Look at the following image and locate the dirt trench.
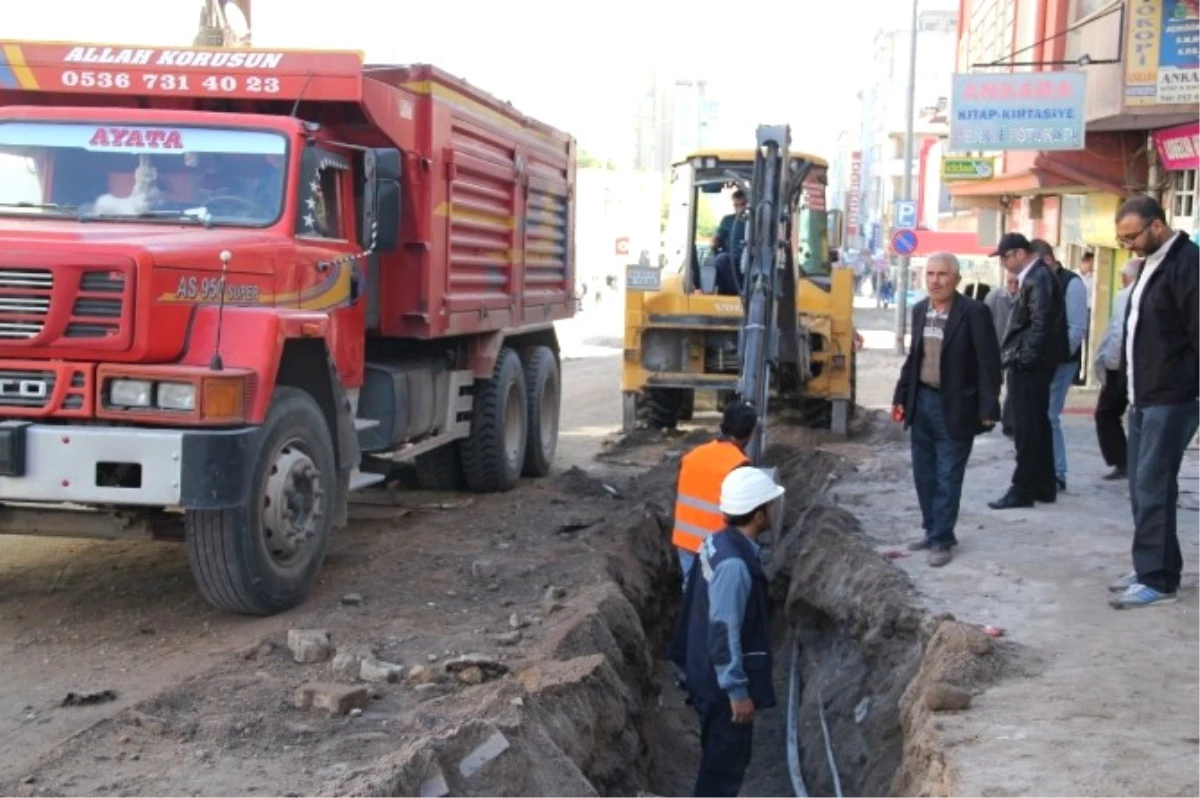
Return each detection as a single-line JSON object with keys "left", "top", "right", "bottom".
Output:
{"left": 348, "top": 422, "right": 1013, "bottom": 798}
{"left": 0, "top": 418, "right": 1007, "bottom": 797}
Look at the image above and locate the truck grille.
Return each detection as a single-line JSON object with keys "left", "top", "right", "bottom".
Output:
{"left": 0, "top": 269, "right": 53, "bottom": 340}
{"left": 0, "top": 368, "right": 55, "bottom": 409}
{"left": 68, "top": 271, "right": 127, "bottom": 339}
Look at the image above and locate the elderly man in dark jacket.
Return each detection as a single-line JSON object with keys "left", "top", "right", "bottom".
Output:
{"left": 1108, "top": 195, "right": 1199, "bottom": 609}
{"left": 893, "top": 252, "right": 1002, "bottom": 566}
{"left": 988, "top": 233, "right": 1068, "bottom": 509}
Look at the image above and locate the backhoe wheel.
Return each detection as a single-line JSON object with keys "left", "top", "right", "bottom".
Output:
{"left": 415, "top": 441, "right": 466, "bottom": 491}
{"left": 521, "top": 346, "right": 560, "bottom": 478}
{"left": 636, "top": 388, "right": 683, "bottom": 429}
{"left": 461, "top": 347, "right": 528, "bottom": 492}
{"left": 186, "top": 387, "right": 336, "bottom": 616}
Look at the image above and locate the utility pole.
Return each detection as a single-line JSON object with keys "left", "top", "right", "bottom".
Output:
{"left": 894, "top": 0, "right": 920, "bottom": 355}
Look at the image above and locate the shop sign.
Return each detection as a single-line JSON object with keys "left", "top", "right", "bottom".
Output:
{"left": 949, "top": 72, "right": 1087, "bottom": 151}
{"left": 1080, "top": 193, "right": 1121, "bottom": 248}
{"left": 941, "top": 157, "right": 995, "bottom": 180}
{"left": 847, "top": 152, "right": 862, "bottom": 237}
{"left": 1154, "top": 121, "right": 1200, "bottom": 170}
{"left": 1124, "top": 0, "right": 1200, "bottom": 107}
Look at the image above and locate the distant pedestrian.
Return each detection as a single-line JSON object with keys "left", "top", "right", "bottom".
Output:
{"left": 1108, "top": 195, "right": 1199, "bottom": 610}
{"left": 984, "top": 272, "right": 1020, "bottom": 436}
{"left": 669, "top": 468, "right": 784, "bottom": 797}
{"left": 988, "top": 233, "right": 1068, "bottom": 509}
{"left": 1092, "top": 258, "right": 1143, "bottom": 481}
{"left": 1031, "top": 239, "right": 1089, "bottom": 492}
{"left": 892, "top": 253, "right": 1002, "bottom": 566}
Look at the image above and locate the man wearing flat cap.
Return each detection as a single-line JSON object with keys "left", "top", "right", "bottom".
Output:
{"left": 988, "top": 232, "right": 1069, "bottom": 509}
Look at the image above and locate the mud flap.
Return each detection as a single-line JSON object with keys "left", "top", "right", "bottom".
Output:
{"left": 324, "top": 348, "right": 360, "bottom": 528}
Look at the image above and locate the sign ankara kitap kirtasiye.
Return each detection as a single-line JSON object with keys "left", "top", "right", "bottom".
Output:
{"left": 948, "top": 72, "right": 1088, "bottom": 153}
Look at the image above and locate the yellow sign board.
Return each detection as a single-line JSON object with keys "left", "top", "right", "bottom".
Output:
{"left": 1080, "top": 193, "right": 1121, "bottom": 248}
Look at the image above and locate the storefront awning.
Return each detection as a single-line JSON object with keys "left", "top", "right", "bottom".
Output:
{"left": 947, "top": 131, "right": 1143, "bottom": 200}
{"left": 947, "top": 152, "right": 1127, "bottom": 198}
{"left": 906, "top": 230, "right": 995, "bottom": 257}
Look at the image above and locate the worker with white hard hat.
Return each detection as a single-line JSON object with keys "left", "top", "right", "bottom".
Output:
{"left": 668, "top": 466, "right": 784, "bottom": 797}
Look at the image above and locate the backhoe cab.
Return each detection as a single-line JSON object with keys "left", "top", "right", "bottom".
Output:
{"left": 622, "top": 143, "right": 856, "bottom": 435}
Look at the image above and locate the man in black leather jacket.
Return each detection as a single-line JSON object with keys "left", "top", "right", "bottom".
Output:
{"left": 988, "top": 233, "right": 1068, "bottom": 509}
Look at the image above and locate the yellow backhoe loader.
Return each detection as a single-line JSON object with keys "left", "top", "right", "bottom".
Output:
{"left": 622, "top": 141, "right": 857, "bottom": 436}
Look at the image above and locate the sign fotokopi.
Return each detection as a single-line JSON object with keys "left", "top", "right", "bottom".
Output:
{"left": 1125, "top": 0, "right": 1200, "bottom": 107}
{"left": 941, "top": 157, "right": 995, "bottom": 180}
{"left": 949, "top": 72, "right": 1088, "bottom": 151}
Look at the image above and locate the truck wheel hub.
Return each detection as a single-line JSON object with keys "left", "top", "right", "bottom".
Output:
{"left": 262, "top": 443, "right": 324, "bottom": 565}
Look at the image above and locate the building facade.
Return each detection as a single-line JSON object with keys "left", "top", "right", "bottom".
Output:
{"left": 833, "top": 4, "right": 960, "bottom": 257}
{"left": 948, "top": 0, "right": 1198, "bottom": 381}
{"left": 632, "top": 71, "right": 721, "bottom": 175}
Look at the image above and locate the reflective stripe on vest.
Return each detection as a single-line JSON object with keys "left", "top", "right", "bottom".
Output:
{"left": 672, "top": 440, "right": 749, "bottom": 553}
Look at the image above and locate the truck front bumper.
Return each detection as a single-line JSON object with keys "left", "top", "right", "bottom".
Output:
{"left": 0, "top": 422, "right": 258, "bottom": 510}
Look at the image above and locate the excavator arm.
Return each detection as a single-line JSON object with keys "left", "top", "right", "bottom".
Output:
{"left": 737, "top": 125, "right": 803, "bottom": 464}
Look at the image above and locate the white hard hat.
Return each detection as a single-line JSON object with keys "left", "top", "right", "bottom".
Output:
{"left": 720, "top": 467, "right": 785, "bottom": 516}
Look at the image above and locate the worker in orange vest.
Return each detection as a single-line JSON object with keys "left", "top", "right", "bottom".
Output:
{"left": 673, "top": 400, "right": 759, "bottom": 589}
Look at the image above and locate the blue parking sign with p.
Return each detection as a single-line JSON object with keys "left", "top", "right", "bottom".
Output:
{"left": 894, "top": 201, "right": 917, "bottom": 231}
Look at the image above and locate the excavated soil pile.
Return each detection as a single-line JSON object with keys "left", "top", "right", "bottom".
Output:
{"left": 336, "top": 484, "right": 680, "bottom": 797}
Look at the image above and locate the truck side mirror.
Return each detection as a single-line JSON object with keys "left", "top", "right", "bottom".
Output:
{"left": 362, "top": 148, "right": 401, "bottom": 252}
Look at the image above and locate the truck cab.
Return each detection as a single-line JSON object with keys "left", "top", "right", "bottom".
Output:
{"left": 0, "top": 41, "right": 576, "bottom": 615}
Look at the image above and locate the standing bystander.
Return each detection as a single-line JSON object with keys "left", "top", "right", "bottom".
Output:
{"left": 892, "top": 253, "right": 1002, "bottom": 566}
{"left": 988, "top": 233, "right": 1068, "bottom": 509}
{"left": 1108, "top": 195, "right": 1199, "bottom": 609}
{"left": 1092, "top": 258, "right": 1143, "bottom": 480}
{"left": 984, "top": 272, "right": 1020, "bottom": 436}
{"left": 1031, "top": 239, "right": 1089, "bottom": 491}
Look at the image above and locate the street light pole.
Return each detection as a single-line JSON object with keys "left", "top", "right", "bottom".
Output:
{"left": 894, "top": 0, "right": 920, "bottom": 355}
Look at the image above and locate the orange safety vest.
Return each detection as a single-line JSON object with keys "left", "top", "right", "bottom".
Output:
{"left": 672, "top": 440, "right": 750, "bottom": 553}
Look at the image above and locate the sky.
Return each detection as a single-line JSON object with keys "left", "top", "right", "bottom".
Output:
{"left": 9, "top": 0, "right": 937, "bottom": 163}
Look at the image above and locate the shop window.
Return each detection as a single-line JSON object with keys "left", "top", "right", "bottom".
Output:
{"left": 1170, "top": 170, "right": 1196, "bottom": 222}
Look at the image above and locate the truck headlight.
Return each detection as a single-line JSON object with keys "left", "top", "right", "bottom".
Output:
{"left": 157, "top": 382, "right": 196, "bottom": 411}
{"left": 110, "top": 379, "right": 153, "bottom": 407}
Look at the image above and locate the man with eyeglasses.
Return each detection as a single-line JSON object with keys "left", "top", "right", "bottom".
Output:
{"left": 987, "top": 232, "right": 1068, "bottom": 510}
{"left": 1108, "top": 195, "right": 1199, "bottom": 610}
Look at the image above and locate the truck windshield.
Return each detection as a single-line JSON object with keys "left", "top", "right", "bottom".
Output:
{"left": 0, "top": 122, "right": 287, "bottom": 227}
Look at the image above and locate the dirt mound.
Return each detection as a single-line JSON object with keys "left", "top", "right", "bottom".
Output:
{"left": 554, "top": 467, "right": 621, "bottom": 499}
{"left": 330, "top": 502, "right": 677, "bottom": 797}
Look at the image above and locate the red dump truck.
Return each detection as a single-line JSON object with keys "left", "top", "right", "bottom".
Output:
{"left": 0, "top": 41, "right": 576, "bottom": 614}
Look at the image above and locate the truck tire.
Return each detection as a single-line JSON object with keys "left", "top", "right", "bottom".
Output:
{"left": 521, "top": 346, "right": 560, "bottom": 478}
{"left": 461, "top": 347, "right": 528, "bottom": 492}
{"left": 636, "top": 388, "right": 682, "bottom": 429}
{"left": 185, "top": 387, "right": 336, "bottom": 616}
{"left": 415, "top": 441, "right": 466, "bottom": 490}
